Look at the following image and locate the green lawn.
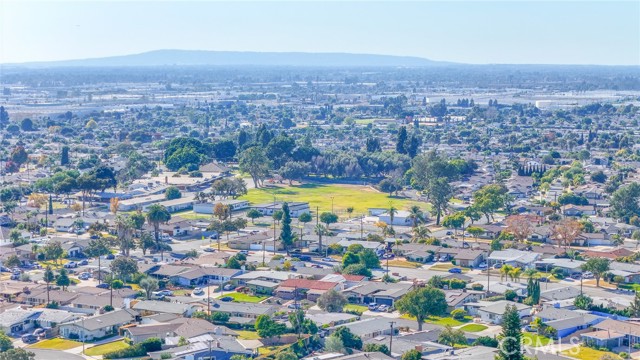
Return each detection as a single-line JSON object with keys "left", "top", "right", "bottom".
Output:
{"left": 401, "top": 314, "right": 472, "bottom": 326}
{"left": 84, "top": 340, "right": 130, "bottom": 356}
{"left": 239, "top": 183, "right": 426, "bottom": 215}
{"left": 343, "top": 304, "right": 369, "bottom": 314}
{"left": 430, "top": 263, "right": 469, "bottom": 273}
{"left": 236, "top": 330, "right": 261, "bottom": 340}
{"left": 522, "top": 332, "right": 553, "bottom": 347}
{"left": 459, "top": 324, "right": 488, "bottom": 332}
{"left": 220, "top": 292, "right": 268, "bottom": 303}
{"left": 173, "top": 210, "right": 211, "bottom": 220}
{"left": 384, "top": 259, "right": 423, "bottom": 268}
{"left": 29, "top": 338, "right": 83, "bottom": 350}
{"left": 561, "top": 346, "right": 621, "bottom": 360}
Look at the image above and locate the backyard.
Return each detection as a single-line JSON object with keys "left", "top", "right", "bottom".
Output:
{"left": 561, "top": 346, "right": 621, "bottom": 360}
{"left": 239, "top": 183, "right": 426, "bottom": 215}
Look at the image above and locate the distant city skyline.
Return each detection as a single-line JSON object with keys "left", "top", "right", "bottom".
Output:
{"left": 1, "top": 0, "right": 639, "bottom": 66}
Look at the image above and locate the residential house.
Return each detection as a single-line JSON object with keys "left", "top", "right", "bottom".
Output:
{"left": 343, "top": 282, "right": 413, "bottom": 306}
{"left": 275, "top": 278, "right": 340, "bottom": 301}
{"left": 59, "top": 309, "right": 139, "bottom": 341}
{"left": 148, "top": 335, "right": 254, "bottom": 360}
{"left": 488, "top": 249, "right": 540, "bottom": 269}
{"left": 475, "top": 300, "right": 531, "bottom": 324}
{"left": 453, "top": 250, "right": 485, "bottom": 268}
{"left": 132, "top": 300, "right": 197, "bottom": 317}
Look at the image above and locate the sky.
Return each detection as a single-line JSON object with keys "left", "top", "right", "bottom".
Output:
{"left": 1, "top": 0, "right": 639, "bottom": 65}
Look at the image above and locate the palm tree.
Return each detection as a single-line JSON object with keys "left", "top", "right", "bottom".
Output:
{"left": 412, "top": 225, "right": 431, "bottom": 243}
{"left": 115, "top": 215, "right": 135, "bottom": 256}
{"left": 407, "top": 205, "right": 426, "bottom": 228}
{"left": 388, "top": 205, "right": 397, "bottom": 228}
{"left": 524, "top": 268, "right": 538, "bottom": 280}
{"left": 314, "top": 224, "right": 328, "bottom": 256}
{"left": 509, "top": 267, "right": 523, "bottom": 282}
{"left": 146, "top": 204, "right": 171, "bottom": 261}
{"left": 500, "top": 264, "right": 513, "bottom": 282}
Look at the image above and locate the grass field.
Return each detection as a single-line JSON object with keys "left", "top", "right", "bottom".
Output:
{"left": 384, "top": 259, "right": 423, "bottom": 268}
{"left": 239, "top": 183, "right": 426, "bottom": 215}
{"left": 29, "top": 338, "right": 82, "bottom": 350}
{"left": 235, "top": 330, "right": 261, "bottom": 340}
{"left": 430, "top": 263, "right": 469, "bottom": 273}
{"left": 84, "top": 340, "right": 130, "bottom": 356}
{"left": 561, "top": 346, "right": 621, "bottom": 360}
{"left": 459, "top": 324, "right": 488, "bottom": 332}
{"left": 522, "top": 332, "right": 553, "bottom": 347}
{"left": 343, "top": 304, "right": 369, "bottom": 314}
{"left": 173, "top": 210, "right": 211, "bottom": 220}
{"left": 220, "top": 292, "right": 268, "bottom": 303}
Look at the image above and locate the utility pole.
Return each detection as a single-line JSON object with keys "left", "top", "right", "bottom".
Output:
{"left": 389, "top": 321, "right": 396, "bottom": 356}
{"left": 360, "top": 215, "right": 364, "bottom": 240}
{"left": 207, "top": 285, "right": 211, "bottom": 316}
{"left": 486, "top": 251, "right": 490, "bottom": 295}
{"left": 273, "top": 194, "right": 277, "bottom": 255}
{"left": 331, "top": 196, "right": 335, "bottom": 213}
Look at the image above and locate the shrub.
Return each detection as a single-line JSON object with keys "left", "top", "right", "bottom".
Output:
{"left": 103, "top": 337, "right": 162, "bottom": 359}
{"left": 471, "top": 283, "right": 484, "bottom": 291}
{"left": 505, "top": 290, "right": 517, "bottom": 301}
{"left": 451, "top": 309, "right": 467, "bottom": 320}
{"left": 449, "top": 279, "right": 466, "bottom": 289}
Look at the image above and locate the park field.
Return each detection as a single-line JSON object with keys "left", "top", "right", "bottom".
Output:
{"left": 239, "top": 183, "right": 426, "bottom": 215}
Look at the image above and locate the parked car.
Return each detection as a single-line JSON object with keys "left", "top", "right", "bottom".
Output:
{"left": 10, "top": 274, "right": 19, "bottom": 281}
{"left": 78, "top": 272, "right": 92, "bottom": 280}
{"left": 158, "top": 290, "right": 173, "bottom": 296}
{"left": 368, "top": 303, "right": 378, "bottom": 311}
{"left": 382, "top": 253, "right": 395, "bottom": 259}
{"left": 538, "top": 277, "right": 550, "bottom": 283}
{"left": 493, "top": 263, "right": 503, "bottom": 269}
{"left": 378, "top": 304, "right": 389, "bottom": 312}
{"left": 105, "top": 254, "right": 115, "bottom": 260}
{"left": 64, "top": 262, "right": 77, "bottom": 268}
{"left": 571, "top": 273, "right": 582, "bottom": 280}
{"left": 448, "top": 267, "right": 462, "bottom": 274}
{"left": 203, "top": 247, "right": 215, "bottom": 253}
{"left": 438, "top": 256, "right": 448, "bottom": 262}
{"left": 193, "top": 287, "right": 204, "bottom": 295}
{"left": 96, "top": 283, "right": 110, "bottom": 289}
{"left": 298, "top": 255, "right": 311, "bottom": 261}
{"left": 220, "top": 296, "right": 234, "bottom": 302}
{"left": 287, "top": 303, "right": 301, "bottom": 309}
{"left": 238, "top": 250, "right": 249, "bottom": 255}
{"left": 478, "top": 262, "right": 488, "bottom": 269}
{"left": 79, "top": 259, "right": 89, "bottom": 266}
{"left": 322, "top": 257, "right": 335, "bottom": 262}
{"left": 209, "top": 232, "right": 219, "bottom": 240}
{"left": 446, "top": 231, "right": 453, "bottom": 235}
{"left": 21, "top": 334, "right": 37, "bottom": 344}
{"left": 223, "top": 284, "right": 235, "bottom": 291}
{"left": 582, "top": 271, "right": 594, "bottom": 279}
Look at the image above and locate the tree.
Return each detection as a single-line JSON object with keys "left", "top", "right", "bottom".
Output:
{"left": 438, "top": 325, "right": 467, "bottom": 346}
{"left": 43, "top": 266, "right": 55, "bottom": 305}
{"left": 280, "top": 161, "right": 310, "bottom": 185}
{"left": 412, "top": 225, "right": 431, "bottom": 243}
{"left": 10, "top": 146, "right": 28, "bottom": 166}
{"left": 317, "top": 288, "right": 347, "bottom": 312}
{"left": 473, "top": 184, "right": 508, "bottom": 223}
{"left": 396, "top": 126, "right": 408, "bottom": 154}
{"left": 358, "top": 249, "right": 380, "bottom": 269}
{"left": 505, "top": 215, "right": 534, "bottom": 242}
{"left": 574, "top": 294, "right": 593, "bottom": 310}
{"left": 60, "top": 146, "right": 70, "bottom": 166}
{"left": 324, "top": 336, "right": 346, "bottom": 354}
{"left": 280, "top": 203, "right": 295, "bottom": 253}
{"left": 298, "top": 212, "right": 312, "bottom": 243}
{"left": 315, "top": 224, "right": 328, "bottom": 255}
{"left": 442, "top": 212, "right": 465, "bottom": 235}
{"left": 320, "top": 212, "right": 339, "bottom": 229}
{"left": 551, "top": 219, "right": 582, "bottom": 250}
{"left": 363, "top": 343, "right": 390, "bottom": 355}
{"left": 629, "top": 291, "right": 640, "bottom": 317}
{"left": 581, "top": 258, "right": 610, "bottom": 287}
{"left": 164, "top": 186, "right": 181, "bottom": 200}
{"left": 146, "top": 204, "right": 171, "bottom": 261}
{"left": 427, "top": 177, "right": 453, "bottom": 225}
{"left": 85, "top": 237, "right": 111, "bottom": 283}
{"left": 42, "top": 240, "right": 64, "bottom": 265}
{"left": 467, "top": 226, "right": 485, "bottom": 240}
{"left": 527, "top": 277, "right": 540, "bottom": 305}
{"left": 115, "top": 215, "right": 136, "bottom": 256}
{"left": 138, "top": 232, "right": 155, "bottom": 256}
{"left": 407, "top": 205, "right": 426, "bottom": 227}
{"left": 246, "top": 209, "right": 261, "bottom": 225}
{"left": 395, "top": 287, "right": 447, "bottom": 331}
{"left": 401, "top": 349, "right": 422, "bottom": 360}
{"left": 238, "top": 147, "right": 271, "bottom": 188}
{"left": 0, "top": 348, "right": 35, "bottom": 360}
{"left": 275, "top": 351, "right": 297, "bottom": 360}
{"left": 56, "top": 268, "right": 70, "bottom": 291}
{"left": 333, "top": 327, "right": 362, "bottom": 350}
{"left": 610, "top": 183, "right": 640, "bottom": 223}
{"left": 255, "top": 314, "right": 286, "bottom": 338}
{"left": 110, "top": 256, "right": 138, "bottom": 282}
{"left": 139, "top": 277, "right": 159, "bottom": 299}
{"left": 4, "top": 254, "right": 21, "bottom": 268}
{"left": 496, "top": 304, "right": 523, "bottom": 360}
{"left": 214, "top": 203, "right": 231, "bottom": 220}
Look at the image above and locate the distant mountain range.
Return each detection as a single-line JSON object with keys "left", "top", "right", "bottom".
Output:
{"left": 5, "top": 49, "right": 454, "bottom": 68}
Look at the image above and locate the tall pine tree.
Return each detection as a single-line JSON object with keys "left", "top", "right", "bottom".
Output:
{"left": 496, "top": 304, "right": 523, "bottom": 360}
{"left": 280, "top": 202, "right": 295, "bottom": 254}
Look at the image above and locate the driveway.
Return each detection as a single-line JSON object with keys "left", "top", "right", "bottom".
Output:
{"left": 31, "top": 349, "right": 85, "bottom": 360}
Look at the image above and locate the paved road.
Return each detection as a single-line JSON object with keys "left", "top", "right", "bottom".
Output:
{"left": 31, "top": 349, "right": 85, "bottom": 360}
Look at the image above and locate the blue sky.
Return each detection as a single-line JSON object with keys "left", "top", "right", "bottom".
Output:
{"left": 1, "top": 0, "right": 638, "bottom": 65}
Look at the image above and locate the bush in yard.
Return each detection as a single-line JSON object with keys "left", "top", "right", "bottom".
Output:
{"left": 504, "top": 290, "right": 517, "bottom": 301}
{"left": 451, "top": 309, "right": 467, "bottom": 320}
{"left": 551, "top": 267, "right": 564, "bottom": 279}
{"left": 448, "top": 279, "right": 466, "bottom": 289}
{"left": 103, "top": 337, "right": 162, "bottom": 359}
{"left": 473, "top": 336, "right": 499, "bottom": 348}
{"left": 471, "top": 283, "right": 484, "bottom": 291}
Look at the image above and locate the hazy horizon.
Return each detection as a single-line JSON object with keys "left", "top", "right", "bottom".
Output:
{"left": 1, "top": 0, "right": 639, "bottom": 66}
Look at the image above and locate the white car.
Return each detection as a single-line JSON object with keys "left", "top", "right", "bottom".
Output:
{"left": 478, "top": 262, "right": 488, "bottom": 269}
{"left": 193, "top": 287, "right": 204, "bottom": 295}
{"left": 322, "top": 258, "right": 335, "bottom": 262}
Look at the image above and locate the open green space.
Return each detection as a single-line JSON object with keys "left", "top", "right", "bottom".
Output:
{"left": 239, "top": 183, "right": 426, "bottom": 215}
{"left": 561, "top": 346, "right": 621, "bottom": 360}
{"left": 459, "top": 324, "right": 488, "bottom": 332}
{"left": 219, "top": 292, "right": 268, "bottom": 303}
{"left": 172, "top": 210, "right": 211, "bottom": 220}
{"left": 401, "top": 314, "right": 472, "bottom": 327}
{"left": 522, "top": 332, "right": 553, "bottom": 347}
{"left": 430, "top": 263, "right": 469, "bottom": 273}
{"left": 84, "top": 340, "right": 131, "bottom": 356}
{"left": 29, "top": 338, "right": 82, "bottom": 350}
{"left": 384, "top": 259, "right": 424, "bottom": 268}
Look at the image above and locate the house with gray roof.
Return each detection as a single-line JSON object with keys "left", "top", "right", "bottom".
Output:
{"left": 59, "top": 309, "right": 139, "bottom": 341}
